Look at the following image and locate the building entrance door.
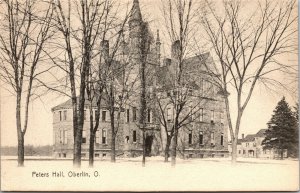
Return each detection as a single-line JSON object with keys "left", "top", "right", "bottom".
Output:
{"left": 145, "top": 135, "right": 153, "bottom": 156}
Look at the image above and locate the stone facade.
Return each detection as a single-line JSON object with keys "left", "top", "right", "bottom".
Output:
{"left": 52, "top": 0, "right": 229, "bottom": 159}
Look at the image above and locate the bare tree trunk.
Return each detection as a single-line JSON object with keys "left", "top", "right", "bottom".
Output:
{"left": 171, "top": 130, "right": 178, "bottom": 167}
{"left": 231, "top": 138, "right": 238, "bottom": 164}
{"left": 17, "top": 133, "right": 24, "bottom": 167}
{"left": 73, "top": 125, "right": 83, "bottom": 167}
{"left": 16, "top": 94, "right": 24, "bottom": 166}
{"left": 164, "top": 135, "right": 171, "bottom": 162}
{"left": 110, "top": 107, "right": 116, "bottom": 163}
{"left": 89, "top": 132, "right": 95, "bottom": 167}
{"left": 142, "top": 131, "right": 146, "bottom": 167}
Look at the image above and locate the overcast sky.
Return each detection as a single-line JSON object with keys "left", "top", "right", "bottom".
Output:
{"left": 0, "top": 0, "right": 298, "bottom": 146}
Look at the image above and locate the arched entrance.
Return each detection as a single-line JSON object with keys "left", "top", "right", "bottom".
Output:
{"left": 145, "top": 135, "right": 154, "bottom": 156}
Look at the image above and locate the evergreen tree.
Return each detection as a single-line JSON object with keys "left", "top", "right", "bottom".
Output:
{"left": 262, "top": 97, "right": 298, "bottom": 159}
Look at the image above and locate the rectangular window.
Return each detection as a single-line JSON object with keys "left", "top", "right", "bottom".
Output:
{"left": 63, "top": 130, "right": 67, "bottom": 144}
{"left": 199, "top": 108, "right": 203, "bottom": 122}
{"left": 167, "top": 108, "right": 172, "bottom": 122}
{"left": 188, "top": 130, "right": 192, "bottom": 145}
{"left": 95, "top": 110, "right": 98, "bottom": 121}
{"left": 210, "top": 132, "right": 215, "bottom": 145}
{"left": 239, "top": 150, "right": 241, "bottom": 154}
{"left": 126, "top": 109, "right": 130, "bottom": 123}
{"left": 59, "top": 111, "right": 62, "bottom": 121}
{"left": 147, "top": 109, "right": 151, "bottom": 123}
{"left": 102, "top": 111, "right": 107, "bottom": 122}
{"left": 133, "top": 130, "right": 137, "bottom": 143}
{"left": 59, "top": 130, "right": 63, "bottom": 143}
{"left": 95, "top": 131, "right": 100, "bottom": 144}
{"left": 84, "top": 110, "right": 87, "bottom": 120}
{"left": 132, "top": 107, "right": 137, "bottom": 121}
{"left": 102, "top": 130, "right": 107, "bottom": 144}
{"left": 221, "top": 133, "right": 224, "bottom": 146}
{"left": 243, "top": 150, "right": 246, "bottom": 154}
{"left": 199, "top": 131, "right": 204, "bottom": 145}
{"left": 63, "top": 110, "right": 67, "bottom": 121}
{"left": 82, "top": 130, "right": 86, "bottom": 144}
{"left": 211, "top": 110, "right": 214, "bottom": 122}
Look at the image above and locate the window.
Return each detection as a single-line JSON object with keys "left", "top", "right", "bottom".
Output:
{"left": 167, "top": 108, "right": 172, "bottom": 122}
{"left": 102, "top": 110, "right": 107, "bottom": 122}
{"left": 82, "top": 130, "right": 86, "bottom": 143}
{"left": 63, "top": 153, "right": 66, "bottom": 158}
{"left": 199, "top": 108, "right": 204, "bottom": 122}
{"left": 95, "top": 131, "right": 100, "bottom": 144}
{"left": 243, "top": 150, "right": 246, "bottom": 154}
{"left": 199, "top": 131, "right": 204, "bottom": 145}
{"left": 147, "top": 109, "right": 151, "bottom": 123}
{"left": 95, "top": 153, "right": 100, "bottom": 157}
{"left": 132, "top": 107, "right": 137, "bottom": 121}
{"left": 63, "top": 130, "right": 67, "bottom": 144}
{"left": 210, "top": 110, "right": 214, "bottom": 122}
{"left": 188, "top": 130, "right": 192, "bottom": 145}
{"left": 84, "top": 110, "right": 87, "bottom": 120}
{"left": 63, "top": 110, "right": 67, "bottom": 120}
{"left": 102, "top": 129, "right": 107, "bottom": 144}
{"left": 221, "top": 133, "right": 224, "bottom": 146}
{"left": 59, "top": 130, "right": 63, "bottom": 143}
{"left": 125, "top": 136, "right": 129, "bottom": 143}
{"left": 95, "top": 110, "right": 98, "bottom": 121}
{"left": 239, "top": 150, "right": 241, "bottom": 154}
{"left": 210, "top": 132, "right": 215, "bottom": 145}
{"left": 59, "top": 111, "right": 62, "bottom": 121}
{"left": 126, "top": 109, "right": 130, "bottom": 123}
{"left": 133, "top": 130, "right": 137, "bottom": 143}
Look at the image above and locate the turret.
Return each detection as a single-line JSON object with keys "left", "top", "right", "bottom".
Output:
{"left": 129, "top": 0, "right": 143, "bottom": 39}
{"left": 156, "top": 30, "right": 161, "bottom": 65}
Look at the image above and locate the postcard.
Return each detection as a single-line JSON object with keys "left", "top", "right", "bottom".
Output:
{"left": 0, "top": 0, "right": 298, "bottom": 191}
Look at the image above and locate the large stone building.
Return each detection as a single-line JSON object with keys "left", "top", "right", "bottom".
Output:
{"left": 51, "top": 0, "right": 229, "bottom": 159}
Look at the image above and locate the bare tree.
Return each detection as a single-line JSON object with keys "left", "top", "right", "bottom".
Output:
{"left": 159, "top": 0, "right": 204, "bottom": 166}
{"left": 199, "top": 0, "right": 298, "bottom": 163}
{"left": 52, "top": 0, "right": 109, "bottom": 167}
{"left": 0, "top": 0, "right": 54, "bottom": 166}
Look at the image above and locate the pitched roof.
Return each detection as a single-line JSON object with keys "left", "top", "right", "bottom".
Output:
{"left": 255, "top": 129, "right": 267, "bottom": 137}
{"left": 129, "top": 0, "right": 143, "bottom": 23}
{"left": 239, "top": 129, "right": 267, "bottom": 143}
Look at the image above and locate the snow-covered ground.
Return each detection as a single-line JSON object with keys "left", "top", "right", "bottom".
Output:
{"left": 1, "top": 156, "right": 299, "bottom": 191}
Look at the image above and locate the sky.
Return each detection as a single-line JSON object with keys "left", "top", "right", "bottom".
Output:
{"left": 0, "top": 0, "right": 298, "bottom": 147}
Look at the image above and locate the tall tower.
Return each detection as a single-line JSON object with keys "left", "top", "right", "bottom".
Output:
{"left": 129, "top": 0, "right": 143, "bottom": 57}
{"left": 156, "top": 29, "right": 161, "bottom": 65}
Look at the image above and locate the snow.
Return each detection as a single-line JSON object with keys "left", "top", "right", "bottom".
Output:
{"left": 1, "top": 156, "right": 299, "bottom": 191}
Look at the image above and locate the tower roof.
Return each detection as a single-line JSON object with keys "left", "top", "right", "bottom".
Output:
{"left": 129, "top": 0, "right": 143, "bottom": 23}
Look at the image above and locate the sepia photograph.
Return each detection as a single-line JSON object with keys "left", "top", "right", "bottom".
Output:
{"left": 0, "top": 0, "right": 298, "bottom": 191}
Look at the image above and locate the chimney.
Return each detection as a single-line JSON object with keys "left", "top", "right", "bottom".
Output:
{"left": 171, "top": 40, "right": 180, "bottom": 61}
{"left": 101, "top": 40, "right": 109, "bottom": 61}
{"left": 242, "top": 134, "right": 244, "bottom": 139}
